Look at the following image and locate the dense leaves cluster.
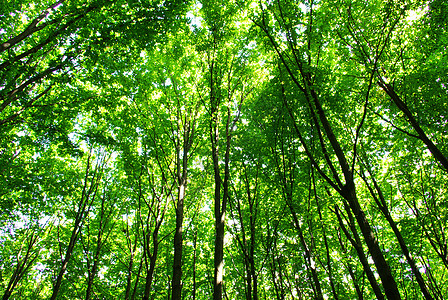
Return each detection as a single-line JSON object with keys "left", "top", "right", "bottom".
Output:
{"left": 1, "top": 0, "right": 447, "bottom": 299}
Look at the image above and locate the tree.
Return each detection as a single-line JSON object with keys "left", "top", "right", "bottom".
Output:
{"left": 1, "top": 0, "right": 447, "bottom": 299}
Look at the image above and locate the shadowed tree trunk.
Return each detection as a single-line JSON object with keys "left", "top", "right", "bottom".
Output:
{"left": 334, "top": 203, "right": 384, "bottom": 300}
{"left": 171, "top": 89, "right": 198, "bottom": 299}
{"left": 336, "top": 227, "right": 365, "bottom": 300}
{"left": 254, "top": 6, "right": 402, "bottom": 298}
{"left": 206, "top": 31, "right": 248, "bottom": 299}
{"left": 2, "top": 226, "right": 42, "bottom": 300}
{"left": 140, "top": 175, "right": 169, "bottom": 300}
{"left": 378, "top": 81, "right": 448, "bottom": 173}
{"left": 358, "top": 155, "right": 434, "bottom": 300}
{"left": 83, "top": 188, "right": 116, "bottom": 300}
{"left": 50, "top": 151, "right": 106, "bottom": 300}
{"left": 230, "top": 161, "right": 261, "bottom": 300}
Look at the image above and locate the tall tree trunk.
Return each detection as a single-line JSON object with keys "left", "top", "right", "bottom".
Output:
{"left": 125, "top": 254, "right": 134, "bottom": 300}
{"left": 213, "top": 208, "right": 225, "bottom": 300}
{"left": 143, "top": 225, "right": 161, "bottom": 300}
{"left": 171, "top": 181, "right": 185, "bottom": 300}
{"left": 51, "top": 223, "right": 83, "bottom": 300}
{"left": 207, "top": 29, "right": 245, "bottom": 299}
{"left": 172, "top": 119, "right": 194, "bottom": 300}
{"left": 249, "top": 222, "right": 258, "bottom": 300}
{"left": 378, "top": 81, "right": 448, "bottom": 173}
{"left": 256, "top": 10, "right": 402, "bottom": 299}
{"left": 359, "top": 162, "right": 434, "bottom": 300}
{"left": 192, "top": 230, "right": 197, "bottom": 300}
{"left": 85, "top": 258, "right": 98, "bottom": 300}
{"left": 342, "top": 186, "right": 401, "bottom": 300}
{"left": 2, "top": 230, "right": 40, "bottom": 300}
{"left": 132, "top": 255, "right": 144, "bottom": 300}
{"left": 337, "top": 230, "right": 364, "bottom": 300}
{"left": 334, "top": 203, "right": 385, "bottom": 300}
{"left": 210, "top": 69, "right": 224, "bottom": 300}
{"left": 139, "top": 203, "right": 158, "bottom": 300}
{"left": 312, "top": 170, "right": 338, "bottom": 300}
{"left": 50, "top": 153, "right": 102, "bottom": 300}
{"left": 211, "top": 107, "right": 233, "bottom": 300}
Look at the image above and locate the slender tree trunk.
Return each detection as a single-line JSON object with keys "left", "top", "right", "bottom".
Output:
{"left": 171, "top": 181, "right": 185, "bottom": 300}
{"left": 50, "top": 154, "right": 102, "bottom": 300}
{"left": 143, "top": 226, "right": 160, "bottom": 300}
{"left": 214, "top": 211, "right": 225, "bottom": 300}
{"left": 313, "top": 180, "right": 338, "bottom": 300}
{"left": 192, "top": 230, "right": 197, "bottom": 300}
{"left": 342, "top": 185, "right": 401, "bottom": 300}
{"left": 257, "top": 12, "right": 402, "bottom": 298}
{"left": 2, "top": 231, "right": 39, "bottom": 300}
{"left": 207, "top": 31, "right": 244, "bottom": 298}
{"left": 248, "top": 167, "right": 258, "bottom": 300}
{"left": 288, "top": 203, "right": 324, "bottom": 300}
{"left": 85, "top": 259, "right": 98, "bottom": 300}
{"left": 132, "top": 255, "right": 144, "bottom": 300}
{"left": 378, "top": 81, "right": 448, "bottom": 172}
{"left": 249, "top": 229, "right": 258, "bottom": 300}
{"left": 50, "top": 234, "right": 78, "bottom": 300}
{"left": 210, "top": 91, "right": 224, "bottom": 300}
{"left": 172, "top": 121, "right": 194, "bottom": 300}
{"left": 334, "top": 204, "right": 385, "bottom": 300}
{"left": 125, "top": 254, "right": 134, "bottom": 300}
{"left": 211, "top": 126, "right": 231, "bottom": 300}
{"left": 346, "top": 260, "right": 364, "bottom": 300}
{"left": 359, "top": 164, "right": 434, "bottom": 300}
{"left": 125, "top": 218, "right": 139, "bottom": 300}
{"left": 289, "top": 75, "right": 401, "bottom": 299}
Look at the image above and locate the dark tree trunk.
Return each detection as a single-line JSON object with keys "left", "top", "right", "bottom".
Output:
{"left": 334, "top": 204, "right": 385, "bottom": 300}
{"left": 342, "top": 186, "right": 401, "bottom": 300}
{"left": 359, "top": 163, "right": 434, "bottom": 300}
{"left": 132, "top": 255, "right": 144, "bottom": 300}
{"left": 378, "top": 81, "right": 448, "bottom": 173}
{"left": 207, "top": 28, "right": 245, "bottom": 299}
{"left": 2, "top": 230, "right": 39, "bottom": 300}
{"left": 143, "top": 225, "right": 161, "bottom": 300}
{"left": 312, "top": 171, "right": 338, "bottom": 300}
{"left": 192, "top": 231, "right": 197, "bottom": 300}
{"left": 172, "top": 119, "right": 195, "bottom": 300}
{"left": 125, "top": 254, "right": 134, "bottom": 300}
{"left": 213, "top": 210, "right": 225, "bottom": 300}
{"left": 50, "top": 154, "right": 102, "bottom": 300}
{"left": 256, "top": 9, "right": 402, "bottom": 299}
{"left": 171, "top": 182, "right": 185, "bottom": 300}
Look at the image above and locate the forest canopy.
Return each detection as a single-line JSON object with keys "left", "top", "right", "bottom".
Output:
{"left": 1, "top": 0, "right": 447, "bottom": 299}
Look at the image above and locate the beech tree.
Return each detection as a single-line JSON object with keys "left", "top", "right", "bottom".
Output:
{"left": 1, "top": 0, "right": 447, "bottom": 299}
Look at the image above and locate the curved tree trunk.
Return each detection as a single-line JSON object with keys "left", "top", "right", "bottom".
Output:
{"left": 378, "top": 81, "right": 448, "bottom": 173}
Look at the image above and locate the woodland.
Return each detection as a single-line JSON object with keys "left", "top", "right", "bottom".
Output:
{"left": 0, "top": 0, "right": 447, "bottom": 299}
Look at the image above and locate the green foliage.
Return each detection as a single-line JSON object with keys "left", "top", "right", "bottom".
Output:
{"left": 1, "top": 0, "right": 447, "bottom": 299}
